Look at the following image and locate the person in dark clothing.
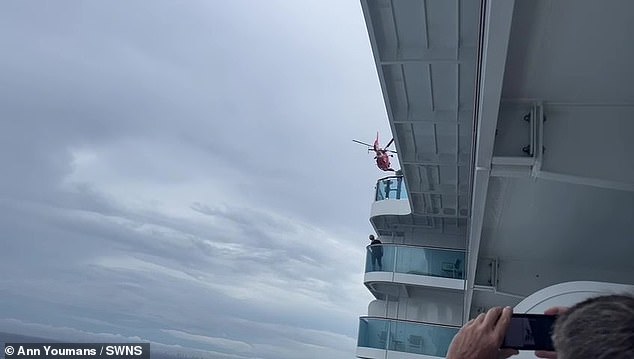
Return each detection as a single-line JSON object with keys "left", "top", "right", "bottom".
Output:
{"left": 368, "top": 234, "right": 383, "bottom": 271}
{"left": 383, "top": 179, "right": 392, "bottom": 199}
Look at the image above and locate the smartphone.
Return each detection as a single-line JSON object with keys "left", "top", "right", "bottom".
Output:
{"left": 501, "top": 313, "right": 557, "bottom": 351}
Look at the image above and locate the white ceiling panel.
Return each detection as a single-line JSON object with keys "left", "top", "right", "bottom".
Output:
{"left": 426, "top": 0, "right": 459, "bottom": 49}
{"left": 363, "top": 0, "right": 480, "bottom": 226}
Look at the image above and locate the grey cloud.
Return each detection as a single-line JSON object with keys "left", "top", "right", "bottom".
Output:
{"left": 0, "top": 185, "right": 366, "bottom": 356}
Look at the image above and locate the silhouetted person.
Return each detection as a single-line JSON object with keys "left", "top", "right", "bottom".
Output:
{"left": 369, "top": 234, "right": 383, "bottom": 271}
{"left": 384, "top": 179, "right": 392, "bottom": 199}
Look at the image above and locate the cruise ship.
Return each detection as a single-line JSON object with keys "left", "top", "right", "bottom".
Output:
{"left": 356, "top": 1, "right": 634, "bottom": 358}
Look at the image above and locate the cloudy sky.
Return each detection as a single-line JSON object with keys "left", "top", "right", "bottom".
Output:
{"left": 0, "top": 1, "right": 396, "bottom": 358}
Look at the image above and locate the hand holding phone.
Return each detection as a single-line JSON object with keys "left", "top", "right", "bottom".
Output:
{"left": 534, "top": 306, "right": 568, "bottom": 358}
{"left": 501, "top": 314, "right": 557, "bottom": 351}
{"left": 447, "top": 307, "right": 518, "bottom": 359}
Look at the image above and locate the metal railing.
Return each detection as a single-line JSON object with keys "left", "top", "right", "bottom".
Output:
{"left": 375, "top": 176, "right": 407, "bottom": 201}
{"left": 358, "top": 317, "right": 458, "bottom": 357}
{"left": 365, "top": 244, "right": 465, "bottom": 279}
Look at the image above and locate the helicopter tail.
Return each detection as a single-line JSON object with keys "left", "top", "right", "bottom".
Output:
{"left": 373, "top": 132, "right": 380, "bottom": 152}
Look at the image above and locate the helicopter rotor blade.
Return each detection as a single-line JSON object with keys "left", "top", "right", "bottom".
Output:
{"left": 386, "top": 138, "right": 395, "bottom": 148}
{"left": 352, "top": 139, "right": 374, "bottom": 147}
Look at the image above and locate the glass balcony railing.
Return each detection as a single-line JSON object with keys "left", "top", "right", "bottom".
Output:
{"left": 375, "top": 176, "right": 407, "bottom": 201}
{"left": 365, "top": 244, "right": 465, "bottom": 279}
{"left": 358, "top": 317, "right": 458, "bottom": 357}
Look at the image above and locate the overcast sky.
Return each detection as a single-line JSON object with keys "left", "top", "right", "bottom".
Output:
{"left": 0, "top": 1, "right": 396, "bottom": 358}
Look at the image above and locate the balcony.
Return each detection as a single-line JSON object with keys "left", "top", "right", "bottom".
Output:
{"left": 357, "top": 317, "right": 458, "bottom": 359}
{"left": 371, "top": 176, "right": 411, "bottom": 218}
{"left": 365, "top": 244, "right": 466, "bottom": 295}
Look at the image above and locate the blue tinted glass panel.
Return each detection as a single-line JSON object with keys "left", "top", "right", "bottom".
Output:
{"left": 357, "top": 318, "right": 389, "bottom": 349}
{"left": 358, "top": 318, "right": 458, "bottom": 357}
{"left": 375, "top": 177, "right": 407, "bottom": 201}
{"left": 366, "top": 244, "right": 465, "bottom": 279}
{"left": 365, "top": 244, "right": 395, "bottom": 272}
{"left": 389, "top": 320, "right": 458, "bottom": 357}
{"left": 395, "top": 247, "right": 465, "bottom": 279}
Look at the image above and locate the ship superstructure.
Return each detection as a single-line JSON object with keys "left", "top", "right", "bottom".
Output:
{"left": 357, "top": 1, "right": 634, "bottom": 358}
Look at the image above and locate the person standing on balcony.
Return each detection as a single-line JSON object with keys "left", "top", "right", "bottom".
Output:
{"left": 384, "top": 179, "right": 392, "bottom": 199}
{"left": 369, "top": 234, "right": 383, "bottom": 271}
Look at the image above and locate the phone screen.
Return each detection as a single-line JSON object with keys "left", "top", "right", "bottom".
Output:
{"left": 501, "top": 314, "right": 557, "bottom": 351}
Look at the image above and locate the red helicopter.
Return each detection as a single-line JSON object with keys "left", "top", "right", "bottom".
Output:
{"left": 353, "top": 133, "right": 397, "bottom": 172}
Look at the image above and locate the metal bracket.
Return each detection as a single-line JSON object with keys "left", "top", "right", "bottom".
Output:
{"left": 522, "top": 105, "right": 539, "bottom": 157}
{"left": 491, "top": 102, "right": 545, "bottom": 179}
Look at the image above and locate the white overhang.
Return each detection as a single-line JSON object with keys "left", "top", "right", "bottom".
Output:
{"left": 361, "top": 0, "right": 480, "bottom": 228}
{"left": 464, "top": 0, "right": 516, "bottom": 322}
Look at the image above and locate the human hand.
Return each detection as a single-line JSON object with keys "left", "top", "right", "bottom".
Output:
{"left": 447, "top": 307, "right": 518, "bottom": 359}
{"left": 534, "top": 306, "right": 568, "bottom": 359}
